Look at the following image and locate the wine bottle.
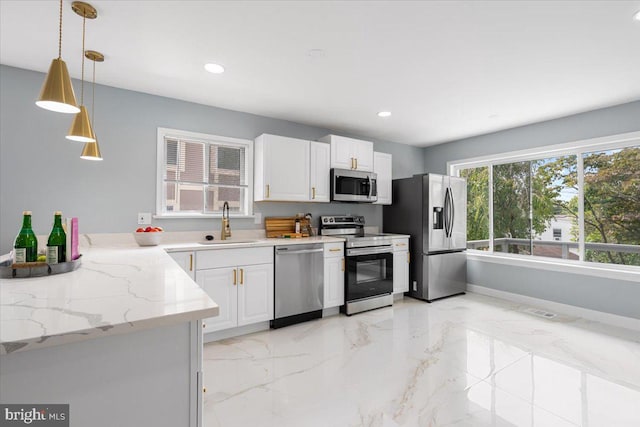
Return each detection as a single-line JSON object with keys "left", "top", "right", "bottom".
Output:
{"left": 47, "top": 211, "right": 66, "bottom": 264}
{"left": 14, "top": 211, "right": 38, "bottom": 263}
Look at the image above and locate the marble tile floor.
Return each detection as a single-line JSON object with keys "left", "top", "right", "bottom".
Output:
{"left": 202, "top": 293, "right": 640, "bottom": 427}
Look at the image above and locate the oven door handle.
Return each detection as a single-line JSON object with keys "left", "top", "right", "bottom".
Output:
{"left": 347, "top": 246, "right": 393, "bottom": 256}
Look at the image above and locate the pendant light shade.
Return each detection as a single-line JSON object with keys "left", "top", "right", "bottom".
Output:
{"left": 80, "top": 140, "right": 102, "bottom": 161}
{"left": 67, "top": 105, "right": 96, "bottom": 142}
{"left": 80, "top": 50, "right": 104, "bottom": 161}
{"left": 36, "top": 1, "right": 79, "bottom": 114}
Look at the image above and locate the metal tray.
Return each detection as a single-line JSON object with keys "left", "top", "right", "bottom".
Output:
{"left": 0, "top": 255, "right": 82, "bottom": 279}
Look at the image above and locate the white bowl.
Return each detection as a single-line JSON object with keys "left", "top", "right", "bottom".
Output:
{"left": 133, "top": 231, "right": 163, "bottom": 246}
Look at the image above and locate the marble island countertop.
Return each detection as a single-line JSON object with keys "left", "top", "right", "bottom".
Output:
{"left": 0, "top": 229, "right": 403, "bottom": 355}
{"left": 0, "top": 240, "right": 219, "bottom": 355}
{"left": 0, "top": 231, "right": 343, "bottom": 355}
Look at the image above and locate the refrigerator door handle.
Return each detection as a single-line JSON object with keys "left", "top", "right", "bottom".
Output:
{"left": 444, "top": 188, "right": 450, "bottom": 238}
{"left": 449, "top": 186, "right": 455, "bottom": 238}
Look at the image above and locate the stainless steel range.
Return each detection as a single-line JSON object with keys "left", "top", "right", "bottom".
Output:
{"left": 319, "top": 215, "right": 394, "bottom": 315}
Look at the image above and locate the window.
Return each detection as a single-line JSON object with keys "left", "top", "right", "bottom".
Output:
{"left": 450, "top": 132, "right": 640, "bottom": 267}
{"left": 157, "top": 128, "right": 253, "bottom": 216}
{"left": 460, "top": 166, "right": 490, "bottom": 250}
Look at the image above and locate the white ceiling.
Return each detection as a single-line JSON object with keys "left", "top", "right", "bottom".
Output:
{"left": 1, "top": 1, "right": 639, "bottom": 147}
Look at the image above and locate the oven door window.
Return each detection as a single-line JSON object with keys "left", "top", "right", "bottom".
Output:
{"left": 335, "top": 176, "right": 371, "bottom": 197}
{"left": 346, "top": 252, "right": 393, "bottom": 301}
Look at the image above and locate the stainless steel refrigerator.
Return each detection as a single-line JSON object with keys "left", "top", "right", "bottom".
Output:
{"left": 383, "top": 173, "right": 467, "bottom": 302}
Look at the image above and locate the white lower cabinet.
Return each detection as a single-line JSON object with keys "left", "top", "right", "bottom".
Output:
{"left": 392, "top": 238, "right": 410, "bottom": 294}
{"left": 196, "top": 267, "right": 237, "bottom": 332}
{"left": 195, "top": 247, "right": 274, "bottom": 333}
{"left": 168, "top": 251, "right": 195, "bottom": 280}
{"left": 323, "top": 242, "right": 345, "bottom": 308}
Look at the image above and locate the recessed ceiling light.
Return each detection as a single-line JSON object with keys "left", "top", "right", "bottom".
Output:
{"left": 377, "top": 111, "right": 391, "bottom": 118}
{"left": 204, "top": 63, "right": 225, "bottom": 74}
{"left": 634, "top": 10, "right": 640, "bottom": 21}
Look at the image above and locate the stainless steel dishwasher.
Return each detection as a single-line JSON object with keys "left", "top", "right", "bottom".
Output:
{"left": 272, "top": 243, "right": 324, "bottom": 328}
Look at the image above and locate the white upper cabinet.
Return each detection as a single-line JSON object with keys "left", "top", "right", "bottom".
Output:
{"left": 254, "top": 134, "right": 310, "bottom": 201}
{"left": 254, "top": 134, "right": 330, "bottom": 203}
{"left": 320, "top": 135, "right": 374, "bottom": 172}
{"left": 373, "top": 152, "right": 392, "bottom": 205}
{"left": 310, "top": 141, "right": 330, "bottom": 202}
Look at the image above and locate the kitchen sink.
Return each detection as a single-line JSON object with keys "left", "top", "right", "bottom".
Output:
{"left": 198, "top": 239, "right": 261, "bottom": 245}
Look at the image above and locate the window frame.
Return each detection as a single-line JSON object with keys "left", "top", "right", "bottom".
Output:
{"left": 156, "top": 127, "right": 254, "bottom": 218}
{"left": 447, "top": 131, "right": 640, "bottom": 277}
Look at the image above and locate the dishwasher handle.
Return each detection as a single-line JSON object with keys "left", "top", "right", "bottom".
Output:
{"left": 276, "top": 248, "right": 324, "bottom": 255}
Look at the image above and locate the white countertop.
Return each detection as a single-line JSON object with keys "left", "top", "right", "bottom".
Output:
{"left": 0, "top": 232, "right": 348, "bottom": 355}
{"left": 0, "top": 242, "right": 220, "bottom": 355}
{"left": 163, "top": 235, "right": 345, "bottom": 252}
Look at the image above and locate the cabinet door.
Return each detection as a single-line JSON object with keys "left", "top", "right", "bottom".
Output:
{"left": 352, "top": 139, "right": 374, "bottom": 172}
{"left": 393, "top": 251, "right": 410, "bottom": 293}
{"left": 323, "top": 256, "right": 344, "bottom": 308}
{"left": 329, "top": 136, "right": 355, "bottom": 170}
{"left": 196, "top": 267, "right": 237, "bottom": 333}
{"left": 237, "top": 263, "right": 274, "bottom": 326}
{"left": 169, "top": 251, "right": 195, "bottom": 280}
{"left": 310, "top": 142, "right": 330, "bottom": 202}
{"left": 262, "top": 134, "right": 310, "bottom": 201}
{"left": 373, "top": 152, "right": 392, "bottom": 205}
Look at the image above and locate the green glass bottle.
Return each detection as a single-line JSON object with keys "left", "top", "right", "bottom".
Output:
{"left": 47, "top": 211, "right": 66, "bottom": 264}
{"left": 14, "top": 211, "right": 38, "bottom": 263}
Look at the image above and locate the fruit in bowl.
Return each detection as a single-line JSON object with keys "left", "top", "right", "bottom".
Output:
{"left": 133, "top": 226, "right": 164, "bottom": 246}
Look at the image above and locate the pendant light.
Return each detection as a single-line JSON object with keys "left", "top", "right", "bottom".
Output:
{"left": 67, "top": 1, "right": 97, "bottom": 142}
{"left": 81, "top": 50, "right": 104, "bottom": 161}
{"left": 36, "top": 0, "right": 80, "bottom": 114}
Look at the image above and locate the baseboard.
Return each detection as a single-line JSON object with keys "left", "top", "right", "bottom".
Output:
{"left": 203, "top": 321, "right": 270, "bottom": 343}
{"left": 467, "top": 284, "right": 640, "bottom": 331}
{"left": 322, "top": 306, "right": 340, "bottom": 317}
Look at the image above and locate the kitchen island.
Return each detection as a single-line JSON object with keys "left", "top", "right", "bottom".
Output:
{"left": 0, "top": 239, "right": 218, "bottom": 427}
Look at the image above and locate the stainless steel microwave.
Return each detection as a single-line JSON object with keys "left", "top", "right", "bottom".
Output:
{"left": 331, "top": 169, "right": 377, "bottom": 202}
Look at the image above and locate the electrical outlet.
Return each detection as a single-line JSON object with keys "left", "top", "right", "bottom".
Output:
{"left": 138, "top": 212, "right": 152, "bottom": 225}
{"left": 254, "top": 212, "right": 262, "bottom": 225}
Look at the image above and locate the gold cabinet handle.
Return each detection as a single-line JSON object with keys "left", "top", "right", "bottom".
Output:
{"left": 189, "top": 254, "right": 193, "bottom": 271}
{"left": 266, "top": 184, "right": 270, "bottom": 198}
{"left": 341, "top": 258, "right": 345, "bottom": 272}
{"left": 407, "top": 252, "right": 410, "bottom": 264}
{"left": 350, "top": 157, "right": 354, "bottom": 169}
{"left": 203, "top": 387, "right": 207, "bottom": 393}
{"left": 355, "top": 158, "right": 358, "bottom": 170}
{"left": 329, "top": 248, "right": 341, "bottom": 252}
{"left": 395, "top": 243, "right": 407, "bottom": 247}
{"left": 240, "top": 268, "right": 244, "bottom": 285}
{"left": 312, "top": 187, "right": 316, "bottom": 200}
{"left": 233, "top": 269, "right": 237, "bottom": 285}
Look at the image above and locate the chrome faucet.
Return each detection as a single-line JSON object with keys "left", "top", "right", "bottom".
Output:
{"left": 221, "top": 201, "right": 232, "bottom": 240}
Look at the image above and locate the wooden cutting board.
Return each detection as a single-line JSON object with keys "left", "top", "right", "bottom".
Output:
{"left": 265, "top": 216, "right": 310, "bottom": 238}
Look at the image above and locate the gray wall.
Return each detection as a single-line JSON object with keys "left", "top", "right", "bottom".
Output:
{"left": 424, "top": 101, "right": 640, "bottom": 320}
{"left": 0, "top": 65, "right": 424, "bottom": 252}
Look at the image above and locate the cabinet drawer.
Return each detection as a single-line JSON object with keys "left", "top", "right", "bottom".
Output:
{"left": 392, "top": 238, "right": 409, "bottom": 252}
{"left": 197, "top": 247, "right": 273, "bottom": 270}
{"left": 324, "top": 242, "right": 344, "bottom": 257}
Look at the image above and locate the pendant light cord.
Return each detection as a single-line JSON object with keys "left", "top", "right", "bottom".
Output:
{"left": 92, "top": 59, "right": 96, "bottom": 127}
{"left": 58, "top": 0, "right": 63, "bottom": 58}
{"left": 80, "top": 15, "right": 86, "bottom": 105}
